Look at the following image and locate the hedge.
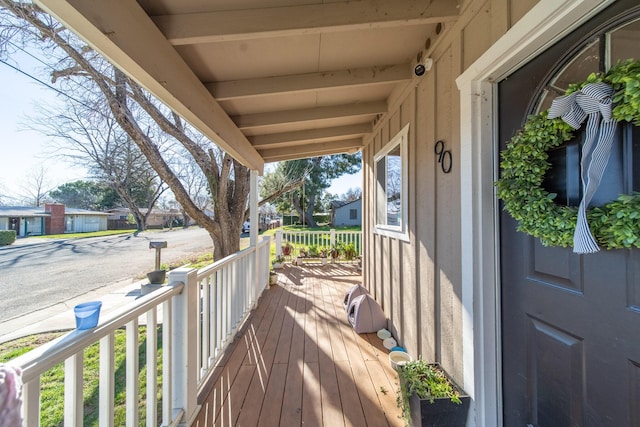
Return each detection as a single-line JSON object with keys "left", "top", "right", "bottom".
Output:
{"left": 0, "top": 230, "right": 16, "bottom": 246}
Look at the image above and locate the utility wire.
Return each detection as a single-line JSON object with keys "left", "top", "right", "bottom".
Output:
{"left": 0, "top": 57, "right": 93, "bottom": 110}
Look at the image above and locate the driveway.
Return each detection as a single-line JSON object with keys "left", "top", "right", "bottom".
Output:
{"left": 0, "top": 227, "right": 215, "bottom": 324}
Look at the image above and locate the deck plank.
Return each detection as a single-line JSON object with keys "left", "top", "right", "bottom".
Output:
{"left": 335, "top": 359, "right": 368, "bottom": 427}
{"left": 315, "top": 276, "right": 345, "bottom": 427}
{"left": 257, "top": 363, "right": 288, "bottom": 427}
{"left": 192, "top": 264, "right": 403, "bottom": 427}
{"left": 302, "top": 361, "right": 322, "bottom": 426}
{"left": 279, "top": 284, "right": 307, "bottom": 425}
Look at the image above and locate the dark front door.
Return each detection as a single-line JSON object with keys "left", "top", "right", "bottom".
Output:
{"left": 499, "top": 2, "right": 640, "bottom": 426}
{"left": 8, "top": 217, "right": 20, "bottom": 232}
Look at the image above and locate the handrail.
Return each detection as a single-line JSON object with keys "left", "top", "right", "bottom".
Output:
{"left": 194, "top": 235, "right": 271, "bottom": 389}
{"left": 13, "top": 282, "right": 184, "bottom": 383}
{"left": 197, "top": 235, "right": 270, "bottom": 277}
{"left": 7, "top": 234, "right": 272, "bottom": 426}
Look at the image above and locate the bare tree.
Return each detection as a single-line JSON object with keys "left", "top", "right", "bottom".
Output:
{"left": 341, "top": 187, "right": 362, "bottom": 202}
{"left": 173, "top": 153, "right": 212, "bottom": 227}
{"left": 30, "top": 97, "right": 168, "bottom": 230}
{"left": 19, "top": 165, "right": 53, "bottom": 206}
{"left": 0, "top": 181, "right": 9, "bottom": 205}
{"left": 0, "top": 1, "right": 251, "bottom": 258}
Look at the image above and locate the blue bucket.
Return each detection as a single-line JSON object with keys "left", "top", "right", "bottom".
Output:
{"left": 74, "top": 301, "right": 102, "bottom": 330}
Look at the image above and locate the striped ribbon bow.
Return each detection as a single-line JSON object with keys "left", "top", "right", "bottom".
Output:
{"left": 547, "top": 82, "right": 617, "bottom": 254}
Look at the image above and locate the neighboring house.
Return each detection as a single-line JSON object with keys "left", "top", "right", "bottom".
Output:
{"left": 36, "top": 1, "right": 640, "bottom": 425}
{"left": 0, "top": 204, "right": 108, "bottom": 236}
{"left": 105, "top": 207, "right": 181, "bottom": 229}
{"left": 330, "top": 198, "right": 361, "bottom": 227}
{"left": 63, "top": 207, "right": 109, "bottom": 233}
{"left": 0, "top": 206, "right": 48, "bottom": 237}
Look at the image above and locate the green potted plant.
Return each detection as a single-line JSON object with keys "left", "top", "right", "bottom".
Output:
{"left": 295, "top": 246, "right": 307, "bottom": 265}
{"left": 308, "top": 244, "right": 320, "bottom": 258}
{"left": 269, "top": 270, "right": 278, "bottom": 286}
{"left": 319, "top": 247, "right": 329, "bottom": 265}
{"left": 331, "top": 242, "right": 343, "bottom": 262}
{"left": 272, "top": 255, "right": 285, "bottom": 269}
{"left": 343, "top": 242, "right": 357, "bottom": 261}
{"left": 397, "top": 359, "right": 470, "bottom": 427}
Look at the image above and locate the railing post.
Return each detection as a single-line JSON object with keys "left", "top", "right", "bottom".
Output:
{"left": 169, "top": 267, "right": 199, "bottom": 426}
{"left": 250, "top": 170, "right": 258, "bottom": 247}
{"left": 275, "top": 229, "right": 283, "bottom": 256}
{"left": 330, "top": 229, "right": 336, "bottom": 248}
{"left": 250, "top": 170, "right": 259, "bottom": 310}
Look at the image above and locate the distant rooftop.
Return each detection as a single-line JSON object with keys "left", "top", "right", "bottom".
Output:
{"left": 0, "top": 206, "right": 109, "bottom": 217}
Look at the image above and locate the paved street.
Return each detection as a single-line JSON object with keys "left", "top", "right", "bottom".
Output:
{"left": 0, "top": 227, "right": 214, "bottom": 324}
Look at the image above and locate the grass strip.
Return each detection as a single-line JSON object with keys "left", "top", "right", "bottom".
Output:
{"left": 0, "top": 327, "right": 163, "bottom": 426}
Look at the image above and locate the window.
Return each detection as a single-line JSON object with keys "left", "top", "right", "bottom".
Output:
{"left": 374, "top": 123, "right": 409, "bottom": 240}
{"left": 349, "top": 209, "right": 358, "bottom": 220}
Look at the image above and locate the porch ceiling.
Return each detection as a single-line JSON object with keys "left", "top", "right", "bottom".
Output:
{"left": 34, "top": 0, "right": 459, "bottom": 173}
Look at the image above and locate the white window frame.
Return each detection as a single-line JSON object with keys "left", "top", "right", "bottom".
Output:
{"left": 373, "top": 123, "right": 409, "bottom": 241}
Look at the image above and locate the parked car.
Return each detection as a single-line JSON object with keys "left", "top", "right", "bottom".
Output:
{"left": 242, "top": 221, "right": 250, "bottom": 233}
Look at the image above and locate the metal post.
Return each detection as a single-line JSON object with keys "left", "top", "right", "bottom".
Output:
{"left": 149, "top": 241, "right": 168, "bottom": 270}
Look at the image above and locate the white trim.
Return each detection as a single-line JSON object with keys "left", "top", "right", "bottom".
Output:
{"left": 373, "top": 123, "right": 410, "bottom": 242}
{"left": 250, "top": 170, "right": 259, "bottom": 247}
{"left": 455, "top": 1, "right": 614, "bottom": 426}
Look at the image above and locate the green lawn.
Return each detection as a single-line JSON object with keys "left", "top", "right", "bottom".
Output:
{"left": 0, "top": 327, "right": 163, "bottom": 426}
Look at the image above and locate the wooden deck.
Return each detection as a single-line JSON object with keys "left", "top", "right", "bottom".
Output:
{"left": 191, "top": 263, "right": 405, "bottom": 427}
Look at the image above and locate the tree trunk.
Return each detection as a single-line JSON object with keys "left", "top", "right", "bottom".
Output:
{"left": 304, "top": 194, "right": 317, "bottom": 227}
{"left": 114, "top": 186, "right": 147, "bottom": 231}
{"left": 0, "top": 2, "right": 253, "bottom": 259}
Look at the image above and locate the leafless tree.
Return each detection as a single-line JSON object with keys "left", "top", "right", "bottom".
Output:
{"left": 18, "top": 165, "right": 53, "bottom": 206}
{"left": 341, "top": 187, "right": 362, "bottom": 202}
{"left": 0, "top": 1, "right": 249, "bottom": 258}
{"left": 31, "top": 97, "right": 168, "bottom": 230}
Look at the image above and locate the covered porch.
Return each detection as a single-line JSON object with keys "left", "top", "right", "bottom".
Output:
{"left": 8, "top": 0, "right": 632, "bottom": 425}
{"left": 192, "top": 264, "right": 402, "bottom": 427}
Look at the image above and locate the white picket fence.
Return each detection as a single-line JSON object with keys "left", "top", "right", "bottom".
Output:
{"left": 9, "top": 236, "right": 271, "bottom": 426}
{"left": 274, "top": 229, "right": 362, "bottom": 259}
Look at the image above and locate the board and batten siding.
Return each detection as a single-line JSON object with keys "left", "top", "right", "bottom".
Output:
{"left": 362, "top": 0, "right": 539, "bottom": 386}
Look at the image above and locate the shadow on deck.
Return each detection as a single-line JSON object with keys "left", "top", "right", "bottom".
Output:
{"left": 191, "top": 263, "right": 404, "bottom": 427}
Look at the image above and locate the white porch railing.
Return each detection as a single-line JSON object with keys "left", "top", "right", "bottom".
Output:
{"left": 274, "top": 228, "right": 362, "bottom": 259}
{"left": 9, "top": 235, "right": 271, "bottom": 427}
{"left": 194, "top": 235, "right": 271, "bottom": 387}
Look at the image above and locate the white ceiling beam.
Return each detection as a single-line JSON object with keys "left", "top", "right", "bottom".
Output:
{"left": 233, "top": 102, "right": 387, "bottom": 131}
{"left": 259, "top": 139, "right": 363, "bottom": 163}
{"left": 209, "top": 65, "right": 410, "bottom": 100}
{"left": 35, "top": 0, "right": 264, "bottom": 172}
{"left": 251, "top": 124, "right": 372, "bottom": 148}
{"left": 153, "top": 0, "right": 459, "bottom": 45}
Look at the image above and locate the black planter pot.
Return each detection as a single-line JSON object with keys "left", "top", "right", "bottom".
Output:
{"left": 409, "top": 392, "right": 470, "bottom": 427}
{"left": 401, "top": 363, "right": 470, "bottom": 427}
{"left": 147, "top": 269, "right": 166, "bottom": 284}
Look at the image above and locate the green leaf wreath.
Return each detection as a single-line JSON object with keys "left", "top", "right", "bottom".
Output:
{"left": 496, "top": 59, "right": 640, "bottom": 249}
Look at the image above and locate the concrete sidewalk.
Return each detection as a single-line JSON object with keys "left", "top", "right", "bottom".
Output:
{"left": 0, "top": 278, "right": 151, "bottom": 345}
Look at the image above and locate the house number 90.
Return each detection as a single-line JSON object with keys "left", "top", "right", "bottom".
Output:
{"left": 434, "top": 140, "right": 452, "bottom": 174}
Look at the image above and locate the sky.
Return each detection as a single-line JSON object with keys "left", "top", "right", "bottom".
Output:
{"left": 0, "top": 49, "right": 361, "bottom": 202}
{"left": 0, "top": 50, "right": 89, "bottom": 200}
